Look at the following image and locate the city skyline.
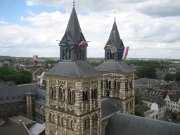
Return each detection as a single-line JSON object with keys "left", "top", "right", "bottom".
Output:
{"left": 0, "top": 0, "right": 180, "bottom": 59}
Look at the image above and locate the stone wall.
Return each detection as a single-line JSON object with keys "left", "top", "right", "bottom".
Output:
{"left": 45, "top": 75, "right": 101, "bottom": 135}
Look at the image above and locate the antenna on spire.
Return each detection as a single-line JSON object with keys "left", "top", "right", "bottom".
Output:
{"left": 73, "top": 0, "right": 75, "bottom": 7}
{"left": 114, "top": 17, "right": 116, "bottom": 22}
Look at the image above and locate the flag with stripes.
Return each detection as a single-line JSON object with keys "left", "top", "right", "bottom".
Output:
{"left": 77, "top": 41, "right": 90, "bottom": 53}
{"left": 122, "top": 47, "right": 129, "bottom": 61}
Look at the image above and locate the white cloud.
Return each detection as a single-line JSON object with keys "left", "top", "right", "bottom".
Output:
{"left": 0, "top": 19, "right": 8, "bottom": 25}
{"left": 136, "top": 0, "right": 180, "bottom": 17}
{"left": 1, "top": 0, "right": 180, "bottom": 59}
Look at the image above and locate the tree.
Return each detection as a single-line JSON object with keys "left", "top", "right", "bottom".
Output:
{"left": 175, "top": 72, "right": 180, "bottom": 81}
{"left": 0, "top": 67, "right": 32, "bottom": 85}
{"left": 135, "top": 104, "right": 150, "bottom": 117}
{"left": 164, "top": 73, "right": 175, "bottom": 81}
{"left": 135, "top": 67, "right": 156, "bottom": 79}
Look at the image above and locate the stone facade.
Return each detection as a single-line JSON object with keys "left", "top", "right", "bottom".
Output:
{"left": 0, "top": 101, "right": 27, "bottom": 120}
{"left": 100, "top": 72, "right": 135, "bottom": 114}
{"left": 45, "top": 76, "right": 101, "bottom": 135}
{"left": 45, "top": 5, "right": 135, "bottom": 135}
{"left": 165, "top": 93, "right": 180, "bottom": 113}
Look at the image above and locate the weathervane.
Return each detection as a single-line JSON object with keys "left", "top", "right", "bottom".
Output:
{"left": 73, "top": 0, "right": 75, "bottom": 7}
{"left": 114, "top": 17, "right": 116, "bottom": 22}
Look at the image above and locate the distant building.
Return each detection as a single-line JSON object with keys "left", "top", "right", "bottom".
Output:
{"left": 144, "top": 102, "right": 166, "bottom": 119}
{"left": 0, "top": 84, "right": 46, "bottom": 123}
{"left": 0, "top": 115, "right": 45, "bottom": 135}
{"left": 156, "top": 68, "right": 166, "bottom": 79}
{"left": 165, "top": 90, "right": 180, "bottom": 113}
{"left": 33, "top": 55, "right": 39, "bottom": 61}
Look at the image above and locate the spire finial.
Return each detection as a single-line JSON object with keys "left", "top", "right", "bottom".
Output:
{"left": 114, "top": 17, "right": 116, "bottom": 22}
{"left": 73, "top": 0, "right": 75, "bottom": 7}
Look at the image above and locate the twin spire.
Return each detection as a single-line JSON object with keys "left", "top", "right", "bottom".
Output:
{"left": 60, "top": 0, "right": 86, "bottom": 46}
{"left": 59, "top": 2, "right": 125, "bottom": 61}
{"left": 105, "top": 20, "right": 124, "bottom": 49}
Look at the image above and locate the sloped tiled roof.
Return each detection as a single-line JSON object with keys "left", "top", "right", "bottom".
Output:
{"left": 46, "top": 61, "right": 98, "bottom": 77}
{"left": 95, "top": 61, "right": 134, "bottom": 73}
{"left": 29, "top": 123, "right": 45, "bottom": 135}
{"left": 0, "top": 84, "right": 38, "bottom": 104}
{"left": 0, "top": 122, "right": 30, "bottom": 135}
{"left": 101, "top": 98, "right": 119, "bottom": 120}
{"left": 105, "top": 112, "right": 180, "bottom": 135}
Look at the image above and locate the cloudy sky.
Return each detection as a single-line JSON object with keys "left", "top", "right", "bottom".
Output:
{"left": 0, "top": 0, "right": 180, "bottom": 59}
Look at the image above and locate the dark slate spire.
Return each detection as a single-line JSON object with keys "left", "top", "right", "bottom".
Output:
{"left": 95, "top": 20, "right": 134, "bottom": 72}
{"left": 47, "top": 3, "right": 98, "bottom": 77}
{"left": 60, "top": 7, "right": 86, "bottom": 45}
{"left": 105, "top": 21, "right": 124, "bottom": 49}
{"left": 59, "top": 6, "right": 87, "bottom": 61}
{"left": 103, "top": 21, "right": 125, "bottom": 61}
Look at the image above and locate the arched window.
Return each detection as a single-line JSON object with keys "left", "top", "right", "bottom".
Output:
{"left": 83, "top": 117, "right": 90, "bottom": 129}
{"left": 108, "top": 81, "right": 111, "bottom": 89}
{"left": 105, "top": 80, "right": 108, "bottom": 89}
{"left": 49, "top": 113, "right": 55, "bottom": 123}
{"left": 80, "top": 47, "right": 85, "bottom": 60}
{"left": 94, "top": 89, "right": 97, "bottom": 99}
{"left": 68, "top": 88, "right": 75, "bottom": 104}
{"left": 86, "top": 117, "right": 90, "bottom": 127}
{"left": 51, "top": 114, "right": 55, "bottom": 123}
{"left": 110, "top": 52, "right": 112, "bottom": 59}
{"left": 92, "top": 116, "right": 95, "bottom": 126}
{"left": 114, "top": 81, "right": 116, "bottom": 90}
{"left": 83, "top": 92, "right": 85, "bottom": 101}
{"left": 72, "top": 91, "right": 75, "bottom": 103}
{"left": 93, "top": 114, "right": 98, "bottom": 125}
{"left": 125, "top": 81, "right": 128, "bottom": 91}
{"left": 106, "top": 91, "right": 110, "bottom": 97}
{"left": 117, "top": 82, "right": 120, "bottom": 90}
{"left": 129, "top": 81, "right": 133, "bottom": 89}
{"left": 62, "top": 89, "right": 65, "bottom": 101}
{"left": 91, "top": 88, "right": 97, "bottom": 99}
{"left": 112, "top": 52, "right": 114, "bottom": 59}
{"left": 101, "top": 80, "right": 103, "bottom": 89}
{"left": 91, "top": 90, "right": 94, "bottom": 99}
{"left": 50, "top": 87, "right": 56, "bottom": 99}
{"left": 61, "top": 117, "right": 64, "bottom": 126}
{"left": 82, "top": 91, "right": 89, "bottom": 101}
{"left": 70, "top": 120, "right": 74, "bottom": 130}
{"left": 68, "top": 88, "right": 71, "bottom": 102}
{"left": 58, "top": 87, "right": 63, "bottom": 100}
{"left": 63, "top": 46, "right": 71, "bottom": 60}
{"left": 107, "top": 50, "right": 110, "bottom": 60}
{"left": 49, "top": 113, "right": 52, "bottom": 122}
{"left": 67, "top": 119, "right": 70, "bottom": 129}
{"left": 58, "top": 116, "right": 61, "bottom": 125}
{"left": 85, "top": 91, "right": 89, "bottom": 101}
{"left": 50, "top": 87, "right": 53, "bottom": 98}
{"left": 83, "top": 119, "right": 86, "bottom": 129}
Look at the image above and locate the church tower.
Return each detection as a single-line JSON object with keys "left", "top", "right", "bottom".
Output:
{"left": 95, "top": 20, "right": 135, "bottom": 114}
{"left": 45, "top": 4, "right": 101, "bottom": 135}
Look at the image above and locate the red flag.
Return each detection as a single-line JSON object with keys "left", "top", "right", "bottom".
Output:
{"left": 77, "top": 41, "right": 90, "bottom": 53}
